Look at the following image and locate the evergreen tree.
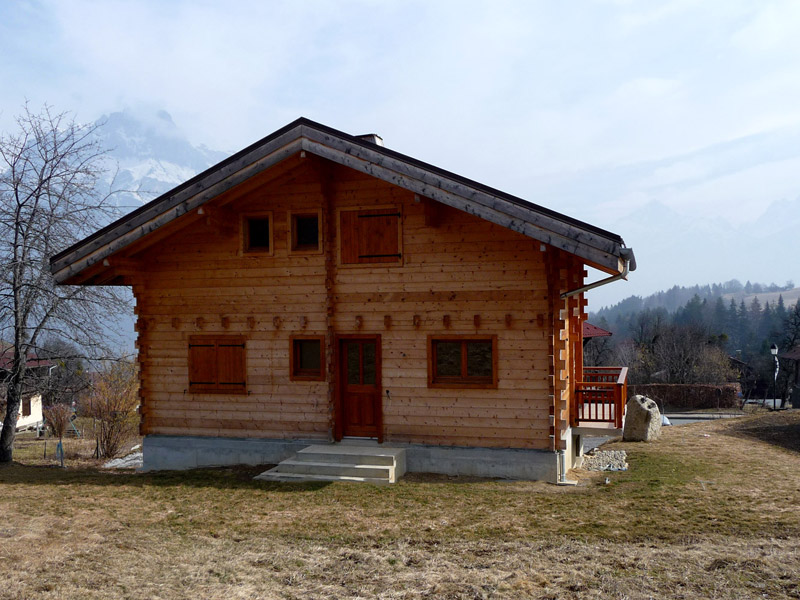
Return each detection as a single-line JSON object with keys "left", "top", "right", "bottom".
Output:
{"left": 712, "top": 296, "right": 728, "bottom": 336}
{"left": 738, "top": 300, "right": 752, "bottom": 355}
{"left": 775, "top": 295, "right": 787, "bottom": 324}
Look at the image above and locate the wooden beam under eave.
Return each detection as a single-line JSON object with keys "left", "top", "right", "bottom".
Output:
{"left": 581, "top": 255, "right": 627, "bottom": 277}
{"left": 422, "top": 196, "right": 445, "bottom": 228}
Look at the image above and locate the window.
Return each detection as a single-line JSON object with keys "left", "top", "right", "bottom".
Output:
{"left": 242, "top": 213, "right": 272, "bottom": 254}
{"left": 289, "top": 211, "right": 321, "bottom": 253}
{"left": 290, "top": 335, "right": 325, "bottom": 381}
{"left": 427, "top": 335, "right": 497, "bottom": 388}
{"left": 188, "top": 335, "right": 247, "bottom": 394}
{"left": 22, "top": 397, "right": 31, "bottom": 417}
{"left": 340, "top": 207, "right": 401, "bottom": 264}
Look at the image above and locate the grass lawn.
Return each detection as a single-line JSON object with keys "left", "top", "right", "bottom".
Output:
{"left": 1, "top": 412, "right": 799, "bottom": 599}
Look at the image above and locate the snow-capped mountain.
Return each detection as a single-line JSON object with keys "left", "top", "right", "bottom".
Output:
{"left": 95, "top": 109, "right": 228, "bottom": 206}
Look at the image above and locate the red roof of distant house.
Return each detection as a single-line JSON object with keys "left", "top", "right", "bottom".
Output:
{"left": 583, "top": 322, "right": 613, "bottom": 338}
{"left": 0, "top": 344, "right": 52, "bottom": 371}
{"left": 779, "top": 346, "right": 800, "bottom": 361}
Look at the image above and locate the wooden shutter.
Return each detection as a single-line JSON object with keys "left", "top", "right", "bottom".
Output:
{"left": 189, "top": 338, "right": 217, "bottom": 391}
{"left": 188, "top": 336, "right": 246, "bottom": 394}
{"left": 217, "top": 339, "right": 246, "bottom": 392}
{"left": 340, "top": 208, "right": 401, "bottom": 264}
{"left": 340, "top": 210, "right": 360, "bottom": 264}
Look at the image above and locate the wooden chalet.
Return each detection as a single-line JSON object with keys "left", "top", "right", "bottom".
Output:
{"left": 50, "top": 118, "right": 635, "bottom": 481}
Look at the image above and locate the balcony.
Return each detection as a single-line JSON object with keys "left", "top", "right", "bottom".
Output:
{"left": 573, "top": 366, "right": 628, "bottom": 433}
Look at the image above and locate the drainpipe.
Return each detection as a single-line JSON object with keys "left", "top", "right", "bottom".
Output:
{"left": 554, "top": 247, "right": 634, "bottom": 485}
{"left": 557, "top": 449, "right": 567, "bottom": 484}
{"left": 560, "top": 248, "right": 636, "bottom": 300}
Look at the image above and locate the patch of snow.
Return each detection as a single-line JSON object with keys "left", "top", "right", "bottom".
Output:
{"left": 103, "top": 452, "right": 143, "bottom": 469}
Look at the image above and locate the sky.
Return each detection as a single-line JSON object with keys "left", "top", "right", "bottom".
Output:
{"left": 2, "top": 0, "right": 800, "bottom": 309}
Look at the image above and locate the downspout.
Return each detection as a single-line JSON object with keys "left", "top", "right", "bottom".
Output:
{"left": 557, "top": 449, "right": 567, "bottom": 484}
{"left": 560, "top": 247, "right": 636, "bottom": 300}
{"left": 553, "top": 247, "right": 635, "bottom": 485}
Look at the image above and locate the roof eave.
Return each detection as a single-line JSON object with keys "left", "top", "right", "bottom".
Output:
{"left": 50, "top": 119, "right": 631, "bottom": 283}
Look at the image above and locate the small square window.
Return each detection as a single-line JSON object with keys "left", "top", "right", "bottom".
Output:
{"left": 291, "top": 213, "right": 320, "bottom": 252}
{"left": 243, "top": 214, "right": 272, "bottom": 254}
{"left": 290, "top": 335, "right": 325, "bottom": 381}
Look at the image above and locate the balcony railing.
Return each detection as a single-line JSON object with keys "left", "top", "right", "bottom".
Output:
{"left": 574, "top": 366, "right": 628, "bottom": 428}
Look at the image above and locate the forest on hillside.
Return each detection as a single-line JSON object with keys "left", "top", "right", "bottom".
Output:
{"left": 588, "top": 281, "right": 800, "bottom": 401}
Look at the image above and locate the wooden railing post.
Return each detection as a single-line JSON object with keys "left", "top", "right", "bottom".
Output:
{"left": 576, "top": 366, "right": 628, "bottom": 428}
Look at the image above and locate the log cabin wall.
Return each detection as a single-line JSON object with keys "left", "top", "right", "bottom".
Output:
{"left": 131, "top": 158, "right": 558, "bottom": 450}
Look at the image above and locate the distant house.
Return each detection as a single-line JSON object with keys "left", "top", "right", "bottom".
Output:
{"left": 0, "top": 343, "right": 49, "bottom": 431}
{"left": 50, "top": 118, "right": 635, "bottom": 481}
{"left": 8, "top": 393, "right": 44, "bottom": 432}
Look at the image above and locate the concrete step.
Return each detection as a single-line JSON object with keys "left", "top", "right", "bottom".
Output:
{"left": 254, "top": 444, "right": 406, "bottom": 484}
{"left": 254, "top": 471, "right": 390, "bottom": 485}
{"left": 277, "top": 459, "right": 393, "bottom": 479}
{"left": 296, "top": 445, "right": 401, "bottom": 466}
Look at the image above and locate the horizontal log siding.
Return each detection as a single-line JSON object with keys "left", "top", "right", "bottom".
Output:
{"left": 132, "top": 162, "right": 552, "bottom": 449}
{"left": 134, "top": 168, "right": 330, "bottom": 441}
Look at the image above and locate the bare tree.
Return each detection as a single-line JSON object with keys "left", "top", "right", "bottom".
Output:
{"left": 0, "top": 104, "right": 130, "bottom": 463}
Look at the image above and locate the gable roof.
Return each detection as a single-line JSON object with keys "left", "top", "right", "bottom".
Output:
{"left": 50, "top": 118, "right": 635, "bottom": 283}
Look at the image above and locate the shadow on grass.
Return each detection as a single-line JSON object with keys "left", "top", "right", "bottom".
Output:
{"left": 719, "top": 411, "right": 800, "bottom": 454}
{"left": 0, "top": 462, "right": 335, "bottom": 492}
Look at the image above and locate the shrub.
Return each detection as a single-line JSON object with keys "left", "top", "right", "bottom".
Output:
{"left": 81, "top": 361, "right": 138, "bottom": 458}
{"left": 43, "top": 403, "right": 73, "bottom": 439}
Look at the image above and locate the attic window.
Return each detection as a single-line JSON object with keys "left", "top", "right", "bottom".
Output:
{"left": 243, "top": 214, "right": 272, "bottom": 254}
{"left": 340, "top": 207, "right": 402, "bottom": 264}
{"left": 289, "top": 211, "right": 321, "bottom": 253}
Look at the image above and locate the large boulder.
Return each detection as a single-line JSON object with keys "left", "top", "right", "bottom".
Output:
{"left": 623, "top": 395, "right": 662, "bottom": 442}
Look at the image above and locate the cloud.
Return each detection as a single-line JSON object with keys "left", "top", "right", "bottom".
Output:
{"left": 3, "top": 0, "right": 800, "bottom": 306}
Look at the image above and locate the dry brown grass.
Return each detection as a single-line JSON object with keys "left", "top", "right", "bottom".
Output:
{"left": 1, "top": 412, "right": 800, "bottom": 599}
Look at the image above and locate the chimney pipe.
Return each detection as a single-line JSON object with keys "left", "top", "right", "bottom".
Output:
{"left": 356, "top": 133, "right": 384, "bottom": 146}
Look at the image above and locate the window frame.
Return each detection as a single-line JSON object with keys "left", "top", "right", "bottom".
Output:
{"left": 188, "top": 335, "right": 247, "bottom": 394}
{"left": 241, "top": 211, "right": 274, "bottom": 255}
{"left": 288, "top": 209, "right": 323, "bottom": 255}
{"left": 427, "top": 335, "right": 498, "bottom": 389}
{"left": 289, "top": 335, "right": 326, "bottom": 381}
{"left": 338, "top": 205, "right": 403, "bottom": 266}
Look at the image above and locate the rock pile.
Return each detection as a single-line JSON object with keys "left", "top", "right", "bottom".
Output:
{"left": 582, "top": 450, "right": 628, "bottom": 471}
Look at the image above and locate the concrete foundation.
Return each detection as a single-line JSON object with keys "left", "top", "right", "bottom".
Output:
{"left": 142, "top": 435, "right": 559, "bottom": 481}
{"left": 141, "top": 435, "right": 319, "bottom": 471}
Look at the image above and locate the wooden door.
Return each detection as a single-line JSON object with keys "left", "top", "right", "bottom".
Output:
{"left": 337, "top": 336, "right": 382, "bottom": 440}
